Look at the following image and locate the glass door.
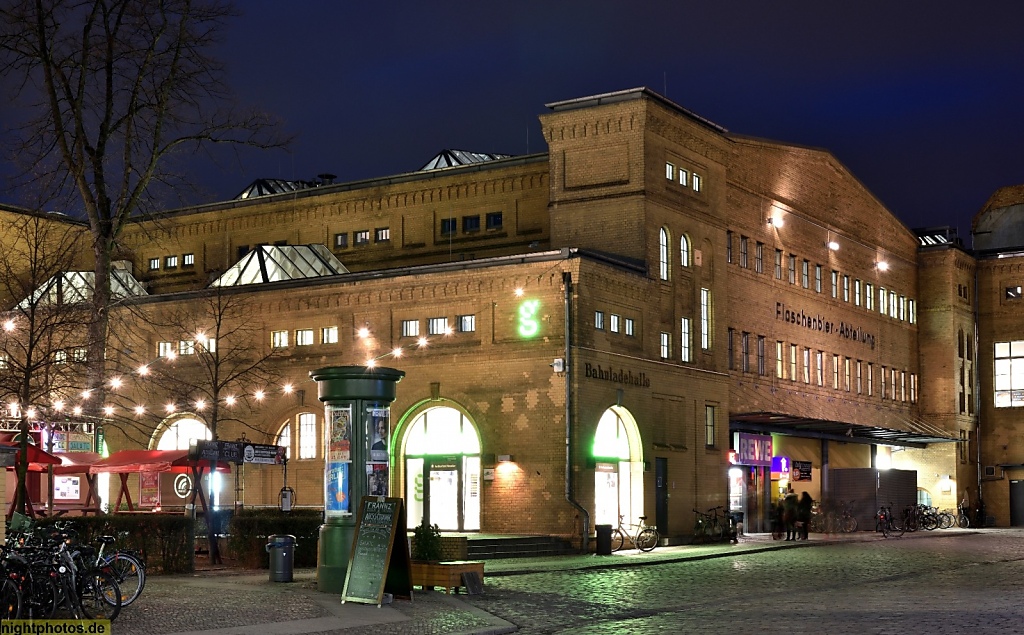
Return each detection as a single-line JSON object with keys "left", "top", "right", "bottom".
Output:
{"left": 428, "top": 457, "right": 460, "bottom": 531}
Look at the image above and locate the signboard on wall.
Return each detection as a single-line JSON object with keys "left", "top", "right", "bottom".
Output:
{"left": 734, "top": 432, "right": 772, "bottom": 466}
{"left": 792, "top": 460, "right": 813, "bottom": 481}
{"left": 140, "top": 472, "right": 161, "bottom": 507}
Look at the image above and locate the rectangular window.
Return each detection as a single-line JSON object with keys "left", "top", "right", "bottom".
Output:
{"left": 802, "top": 347, "right": 810, "bottom": 383}
{"left": 889, "top": 291, "right": 898, "bottom": 318}
{"left": 816, "top": 351, "right": 824, "bottom": 386}
{"left": 881, "top": 366, "right": 887, "bottom": 399}
{"left": 271, "top": 330, "right": 288, "bottom": 348}
{"left": 742, "top": 332, "right": 750, "bottom": 373}
{"left": 854, "top": 280, "right": 861, "bottom": 306}
{"left": 158, "top": 341, "right": 173, "bottom": 357}
{"left": 441, "top": 218, "right": 456, "bottom": 235}
{"left": 879, "top": 287, "right": 888, "bottom": 315}
{"left": 911, "top": 373, "right": 917, "bottom": 403}
{"left": 899, "top": 296, "right": 906, "bottom": 321}
{"left": 866, "top": 283, "right": 875, "bottom": 311}
{"left": 891, "top": 368, "right": 898, "bottom": 401}
{"left": 775, "top": 250, "right": 783, "bottom": 280}
{"left": 354, "top": 230, "right": 370, "bottom": 245}
{"left": 789, "top": 344, "right": 797, "bottom": 382}
{"left": 298, "top": 413, "right": 317, "bottom": 459}
{"left": 334, "top": 233, "right": 349, "bottom": 248}
{"left": 726, "top": 231, "right": 733, "bottom": 264}
{"left": 857, "top": 361, "right": 863, "bottom": 394}
{"left": 900, "top": 370, "right": 906, "bottom": 401}
{"left": 178, "top": 340, "right": 195, "bottom": 355}
{"left": 165, "top": 255, "right": 178, "bottom": 269}
{"left": 458, "top": 315, "right": 476, "bottom": 333}
{"left": 625, "top": 318, "right": 635, "bottom": 337}
{"left": 727, "top": 328, "right": 735, "bottom": 370}
{"left": 802, "top": 260, "right": 809, "bottom": 288}
{"left": 705, "top": 405, "right": 716, "bottom": 447}
{"left": 868, "top": 363, "right": 874, "bottom": 396}
{"left": 594, "top": 311, "right": 605, "bottom": 330}
{"left": 679, "top": 168, "right": 688, "bottom": 187}
{"left": 462, "top": 215, "right": 480, "bottom": 233}
{"left": 739, "top": 236, "right": 748, "bottom": 268}
{"left": 815, "top": 265, "right": 822, "bottom": 293}
{"left": 609, "top": 314, "right": 620, "bottom": 333}
{"left": 183, "top": 253, "right": 195, "bottom": 267}
{"left": 148, "top": 258, "right": 160, "bottom": 271}
{"left": 375, "top": 227, "right": 390, "bottom": 242}
{"left": 322, "top": 326, "right": 339, "bottom": 344}
{"left": 401, "top": 320, "right": 420, "bottom": 337}
{"left": 660, "top": 332, "right": 671, "bottom": 360}
{"left": 831, "top": 271, "right": 838, "bottom": 298}
{"left": 692, "top": 173, "right": 702, "bottom": 192}
{"left": 755, "top": 242, "right": 764, "bottom": 273}
{"left": 756, "top": 336, "right": 765, "bottom": 375}
{"left": 788, "top": 255, "right": 796, "bottom": 284}
{"left": 72, "top": 348, "right": 87, "bottom": 362}
{"left": 52, "top": 350, "right": 66, "bottom": 365}
{"left": 700, "top": 288, "right": 712, "bottom": 350}
{"left": 908, "top": 299, "right": 916, "bottom": 324}
{"left": 833, "top": 354, "right": 840, "bottom": 389}
{"left": 295, "top": 329, "right": 314, "bottom": 346}
{"left": 845, "top": 357, "right": 851, "bottom": 392}
{"left": 843, "top": 275, "right": 850, "bottom": 302}
{"left": 666, "top": 162, "right": 675, "bottom": 180}
{"left": 486, "top": 212, "right": 503, "bottom": 230}
{"left": 776, "top": 341, "right": 784, "bottom": 379}
{"left": 428, "top": 317, "right": 449, "bottom": 335}
{"left": 681, "top": 318, "right": 691, "bottom": 362}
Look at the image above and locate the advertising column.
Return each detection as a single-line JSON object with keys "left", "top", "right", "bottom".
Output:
{"left": 310, "top": 365, "right": 405, "bottom": 594}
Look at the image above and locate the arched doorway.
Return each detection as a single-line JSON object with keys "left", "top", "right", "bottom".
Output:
{"left": 154, "top": 417, "right": 218, "bottom": 506}
{"left": 402, "top": 406, "right": 481, "bottom": 531}
{"left": 592, "top": 406, "right": 644, "bottom": 527}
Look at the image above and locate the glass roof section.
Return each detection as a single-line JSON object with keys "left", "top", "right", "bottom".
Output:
{"left": 234, "top": 178, "right": 317, "bottom": 200}
{"left": 17, "top": 269, "right": 148, "bottom": 308}
{"left": 210, "top": 244, "right": 349, "bottom": 287}
{"left": 418, "top": 149, "right": 512, "bottom": 171}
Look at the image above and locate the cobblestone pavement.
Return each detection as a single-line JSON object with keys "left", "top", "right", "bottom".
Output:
{"left": 464, "top": 529, "right": 1024, "bottom": 634}
{"left": 111, "top": 529, "right": 1024, "bottom": 635}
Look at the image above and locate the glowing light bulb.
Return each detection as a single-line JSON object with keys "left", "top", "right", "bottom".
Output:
{"left": 72, "top": 406, "right": 82, "bottom": 416}
{"left": 254, "top": 390, "right": 265, "bottom": 401}
{"left": 392, "top": 347, "right": 403, "bottom": 357}
{"left": 283, "top": 384, "right": 293, "bottom": 394}
{"left": 225, "top": 396, "right": 236, "bottom": 406}
{"left": 876, "top": 261, "right": 890, "bottom": 272}
{"left": 357, "top": 327, "right": 370, "bottom": 339}
{"left": 366, "top": 358, "right": 377, "bottom": 368}
{"left": 110, "top": 377, "right": 122, "bottom": 389}
{"left": 195, "top": 399, "right": 206, "bottom": 411}
{"left": 53, "top": 401, "right": 64, "bottom": 412}
{"left": 103, "top": 406, "right": 114, "bottom": 416}
{"left": 3, "top": 320, "right": 14, "bottom": 332}
{"left": 134, "top": 405, "right": 145, "bottom": 415}
{"left": 138, "top": 365, "right": 149, "bottom": 376}
{"left": 417, "top": 337, "right": 428, "bottom": 348}
{"left": 81, "top": 390, "right": 91, "bottom": 400}
{"left": 165, "top": 403, "right": 176, "bottom": 413}
{"left": 514, "top": 288, "right": 524, "bottom": 297}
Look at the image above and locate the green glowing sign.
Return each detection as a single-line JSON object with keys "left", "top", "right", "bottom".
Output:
{"left": 517, "top": 299, "right": 541, "bottom": 338}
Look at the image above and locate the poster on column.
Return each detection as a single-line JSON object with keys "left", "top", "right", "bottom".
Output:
{"left": 326, "top": 463, "right": 350, "bottom": 514}
{"left": 329, "top": 406, "right": 352, "bottom": 462}
{"left": 368, "top": 407, "right": 389, "bottom": 463}
{"left": 367, "top": 463, "right": 389, "bottom": 497}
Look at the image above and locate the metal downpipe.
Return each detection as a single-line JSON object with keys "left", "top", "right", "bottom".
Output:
{"left": 564, "top": 271, "right": 590, "bottom": 552}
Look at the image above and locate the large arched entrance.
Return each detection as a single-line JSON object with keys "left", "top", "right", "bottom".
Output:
{"left": 153, "top": 417, "right": 218, "bottom": 506}
{"left": 592, "top": 406, "right": 644, "bottom": 526}
{"left": 402, "top": 406, "right": 481, "bottom": 531}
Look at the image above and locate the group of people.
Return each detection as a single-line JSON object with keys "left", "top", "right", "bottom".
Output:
{"left": 777, "top": 488, "right": 813, "bottom": 540}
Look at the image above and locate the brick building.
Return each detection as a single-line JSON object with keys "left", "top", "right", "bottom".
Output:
{"left": 2, "top": 87, "right": 992, "bottom": 538}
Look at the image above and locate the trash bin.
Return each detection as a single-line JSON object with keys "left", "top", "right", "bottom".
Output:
{"left": 266, "top": 534, "right": 296, "bottom": 582}
{"left": 595, "top": 524, "right": 613, "bottom": 555}
{"left": 730, "top": 511, "right": 744, "bottom": 539}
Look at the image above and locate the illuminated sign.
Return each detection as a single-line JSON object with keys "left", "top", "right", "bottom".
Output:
{"left": 734, "top": 432, "right": 772, "bottom": 466}
{"left": 771, "top": 455, "right": 791, "bottom": 480}
{"left": 517, "top": 299, "right": 541, "bottom": 338}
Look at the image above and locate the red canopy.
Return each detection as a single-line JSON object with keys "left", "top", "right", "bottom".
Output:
{"left": 88, "top": 449, "right": 230, "bottom": 475}
{"left": 53, "top": 452, "right": 104, "bottom": 475}
{"left": 1, "top": 442, "right": 62, "bottom": 472}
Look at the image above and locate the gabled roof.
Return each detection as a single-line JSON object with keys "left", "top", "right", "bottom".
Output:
{"left": 17, "top": 269, "right": 148, "bottom": 308}
{"left": 419, "top": 149, "right": 512, "bottom": 171}
{"left": 210, "top": 244, "right": 348, "bottom": 287}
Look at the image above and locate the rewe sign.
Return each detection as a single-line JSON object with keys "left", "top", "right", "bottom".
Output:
{"left": 735, "top": 433, "right": 772, "bottom": 466}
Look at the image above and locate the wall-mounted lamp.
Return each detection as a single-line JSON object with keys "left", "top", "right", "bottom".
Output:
{"left": 875, "top": 260, "right": 890, "bottom": 272}
{"left": 767, "top": 216, "right": 784, "bottom": 228}
{"left": 497, "top": 454, "right": 514, "bottom": 463}
{"left": 826, "top": 232, "right": 840, "bottom": 251}
{"left": 551, "top": 358, "right": 565, "bottom": 373}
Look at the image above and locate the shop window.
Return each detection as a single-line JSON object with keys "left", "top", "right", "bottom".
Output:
{"left": 322, "top": 326, "right": 338, "bottom": 344}
{"left": 295, "top": 329, "right": 314, "bottom": 346}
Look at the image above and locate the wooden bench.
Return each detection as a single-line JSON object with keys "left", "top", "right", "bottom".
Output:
{"left": 410, "top": 560, "right": 484, "bottom": 594}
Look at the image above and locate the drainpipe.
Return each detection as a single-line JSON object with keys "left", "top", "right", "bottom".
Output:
{"left": 563, "top": 270, "right": 590, "bottom": 552}
{"left": 973, "top": 261, "right": 983, "bottom": 515}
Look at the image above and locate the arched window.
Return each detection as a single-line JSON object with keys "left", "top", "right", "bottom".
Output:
{"left": 155, "top": 418, "right": 211, "bottom": 450}
{"left": 680, "top": 234, "right": 691, "bottom": 268}
{"left": 277, "top": 421, "right": 291, "bottom": 460}
{"left": 277, "top": 412, "right": 317, "bottom": 460}
{"left": 659, "top": 228, "right": 670, "bottom": 281}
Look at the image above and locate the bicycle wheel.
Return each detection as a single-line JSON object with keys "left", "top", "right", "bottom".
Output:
{"left": 78, "top": 570, "right": 121, "bottom": 622}
{"left": 708, "top": 519, "right": 725, "bottom": 542}
{"left": 0, "top": 578, "right": 22, "bottom": 619}
{"left": 610, "top": 528, "right": 626, "bottom": 552}
{"left": 841, "top": 515, "right": 858, "bottom": 533}
{"left": 922, "top": 514, "right": 939, "bottom": 531}
{"left": 104, "top": 553, "right": 145, "bottom": 606}
{"left": 957, "top": 514, "right": 970, "bottom": 529}
{"left": 25, "top": 567, "right": 59, "bottom": 619}
{"left": 636, "top": 528, "right": 659, "bottom": 552}
{"left": 939, "top": 512, "right": 954, "bottom": 529}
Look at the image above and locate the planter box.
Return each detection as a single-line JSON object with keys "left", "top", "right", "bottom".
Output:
{"left": 410, "top": 534, "right": 468, "bottom": 560}
{"left": 410, "top": 560, "right": 484, "bottom": 594}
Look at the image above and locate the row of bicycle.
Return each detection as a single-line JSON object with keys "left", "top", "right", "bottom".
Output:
{"left": 0, "top": 515, "right": 146, "bottom": 621}
{"left": 875, "top": 503, "right": 972, "bottom": 538}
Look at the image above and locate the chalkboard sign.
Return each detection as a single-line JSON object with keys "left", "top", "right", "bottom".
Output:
{"left": 342, "top": 496, "right": 412, "bottom": 606}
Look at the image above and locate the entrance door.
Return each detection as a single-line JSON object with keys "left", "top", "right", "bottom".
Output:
{"left": 655, "top": 458, "right": 668, "bottom": 534}
{"left": 428, "top": 457, "right": 461, "bottom": 531}
{"left": 1011, "top": 480, "right": 1024, "bottom": 526}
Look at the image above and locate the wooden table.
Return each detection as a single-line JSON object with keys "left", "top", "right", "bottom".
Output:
{"left": 410, "top": 560, "right": 484, "bottom": 594}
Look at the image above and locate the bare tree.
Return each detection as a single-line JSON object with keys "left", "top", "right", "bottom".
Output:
{"left": 0, "top": 0, "right": 285, "bottom": 434}
{"left": 0, "top": 211, "right": 94, "bottom": 515}
{"left": 109, "top": 286, "right": 280, "bottom": 563}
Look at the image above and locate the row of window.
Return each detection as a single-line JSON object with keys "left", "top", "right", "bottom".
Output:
{"left": 400, "top": 315, "right": 476, "bottom": 338}
{"left": 763, "top": 338, "right": 918, "bottom": 402}
{"left": 665, "top": 162, "right": 703, "bottom": 194}
{"left": 594, "top": 311, "right": 636, "bottom": 336}
{"left": 334, "top": 228, "right": 389, "bottom": 249}
{"left": 726, "top": 233, "right": 917, "bottom": 324}
{"left": 657, "top": 228, "right": 693, "bottom": 281}
{"left": 149, "top": 253, "right": 195, "bottom": 271}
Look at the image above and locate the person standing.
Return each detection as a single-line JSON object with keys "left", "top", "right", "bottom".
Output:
{"left": 783, "top": 488, "right": 799, "bottom": 541}
{"left": 797, "top": 492, "right": 813, "bottom": 540}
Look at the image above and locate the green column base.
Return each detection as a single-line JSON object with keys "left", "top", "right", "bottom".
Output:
{"left": 317, "top": 519, "right": 355, "bottom": 594}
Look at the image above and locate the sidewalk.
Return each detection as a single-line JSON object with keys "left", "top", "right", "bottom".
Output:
{"left": 118, "top": 529, "right": 975, "bottom": 635}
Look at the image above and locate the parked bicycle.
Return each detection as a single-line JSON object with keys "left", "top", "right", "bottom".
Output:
{"left": 875, "top": 503, "right": 904, "bottom": 538}
{"left": 612, "top": 515, "right": 659, "bottom": 552}
{"left": 693, "top": 506, "right": 728, "bottom": 543}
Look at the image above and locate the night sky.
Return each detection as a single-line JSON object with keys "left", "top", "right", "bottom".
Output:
{"left": 7, "top": 1, "right": 1024, "bottom": 240}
